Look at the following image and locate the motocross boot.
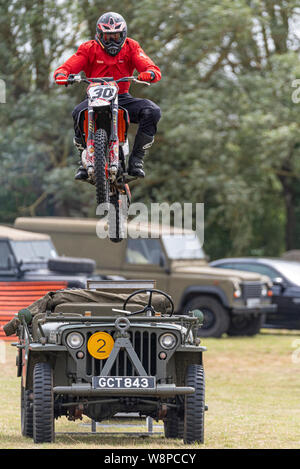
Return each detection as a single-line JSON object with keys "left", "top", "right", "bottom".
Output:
{"left": 128, "top": 132, "right": 154, "bottom": 178}
{"left": 75, "top": 165, "right": 88, "bottom": 181}
{"left": 73, "top": 137, "right": 88, "bottom": 181}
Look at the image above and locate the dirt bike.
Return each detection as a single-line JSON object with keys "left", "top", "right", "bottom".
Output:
{"left": 67, "top": 73, "right": 150, "bottom": 242}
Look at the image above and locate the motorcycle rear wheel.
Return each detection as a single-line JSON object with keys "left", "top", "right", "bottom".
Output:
{"left": 108, "top": 191, "right": 128, "bottom": 243}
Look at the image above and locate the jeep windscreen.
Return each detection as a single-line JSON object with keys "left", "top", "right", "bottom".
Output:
{"left": 10, "top": 240, "right": 58, "bottom": 264}
{"left": 162, "top": 234, "right": 205, "bottom": 260}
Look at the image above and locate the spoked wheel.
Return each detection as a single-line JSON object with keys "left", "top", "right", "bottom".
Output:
{"left": 94, "top": 128, "right": 109, "bottom": 206}
{"left": 184, "top": 364, "right": 205, "bottom": 444}
{"left": 33, "top": 362, "right": 55, "bottom": 443}
{"left": 123, "top": 288, "right": 175, "bottom": 317}
{"left": 21, "top": 381, "right": 33, "bottom": 438}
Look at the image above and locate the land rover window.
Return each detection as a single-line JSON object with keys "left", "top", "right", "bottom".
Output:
{"left": 0, "top": 241, "right": 12, "bottom": 269}
{"left": 162, "top": 234, "right": 205, "bottom": 260}
{"left": 10, "top": 240, "right": 58, "bottom": 263}
{"left": 219, "top": 262, "right": 277, "bottom": 280}
{"left": 126, "top": 239, "right": 163, "bottom": 265}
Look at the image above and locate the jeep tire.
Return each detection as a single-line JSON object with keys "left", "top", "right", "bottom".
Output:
{"left": 48, "top": 256, "right": 95, "bottom": 274}
{"left": 33, "top": 362, "right": 55, "bottom": 443}
{"left": 164, "top": 409, "right": 184, "bottom": 439}
{"left": 183, "top": 295, "right": 230, "bottom": 337}
{"left": 183, "top": 364, "right": 205, "bottom": 444}
{"left": 21, "top": 382, "right": 33, "bottom": 438}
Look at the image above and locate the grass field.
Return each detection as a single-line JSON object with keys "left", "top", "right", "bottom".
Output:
{"left": 1, "top": 330, "right": 300, "bottom": 449}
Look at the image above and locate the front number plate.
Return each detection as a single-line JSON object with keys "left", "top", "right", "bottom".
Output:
{"left": 246, "top": 298, "right": 260, "bottom": 307}
{"left": 92, "top": 376, "right": 156, "bottom": 389}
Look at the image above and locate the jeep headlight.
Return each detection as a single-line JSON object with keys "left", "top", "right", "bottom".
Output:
{"left": 234, "top": 287, "right": 242, "bottom": 298}
{"left": 66, "top": 332, "right": 84, "bottom": 349}
{"left": 159, "top": 333, "right": 177, "bottom": 350}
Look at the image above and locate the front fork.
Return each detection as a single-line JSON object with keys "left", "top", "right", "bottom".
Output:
{"left": 109, "top": 98, "right": 119, "bottom": 180}
{"left": 85, "top": 100, "right": 120, "bottom": 181}
{"left": 86, "top": 107, "right": 96, "bottom": 178}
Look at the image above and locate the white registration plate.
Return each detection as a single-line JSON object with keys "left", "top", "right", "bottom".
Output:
{"left": 92, "top": 376, "right": 156, "bottom": 389}
{"left": 246, "top": 298, "right": 260, "bottom": 307}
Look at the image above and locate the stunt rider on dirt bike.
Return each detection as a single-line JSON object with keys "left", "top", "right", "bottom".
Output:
{"left": 54, "top": 11, "right": 161, "bottom": 180}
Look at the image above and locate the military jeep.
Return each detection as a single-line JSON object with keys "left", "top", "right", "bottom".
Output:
{"left": 14, "top": 280, "right": 206, "bottom": 444}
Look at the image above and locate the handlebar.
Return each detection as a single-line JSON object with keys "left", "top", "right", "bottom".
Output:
{"left": 67, "top": 74, "right": 150, "bottom": 86}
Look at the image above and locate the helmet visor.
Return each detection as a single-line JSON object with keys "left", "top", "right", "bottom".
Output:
{"left": 102, "top": 32, "right": 123, "bottom": 44}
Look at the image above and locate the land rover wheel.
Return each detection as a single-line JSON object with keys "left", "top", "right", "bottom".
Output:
{"left": 227, "top": 314, "right": 264, "bottom": 336}
{"left": 33, "top": 362, "right": 55, "bottom": 443}
{"left": 183, "top": 364, "right": 205, "bottom": 444}
{"left": 21, "top": 383, "right": 33, "bottom": 438}
{"left": 183, "top": 296, "right": 230, "bottom": 337}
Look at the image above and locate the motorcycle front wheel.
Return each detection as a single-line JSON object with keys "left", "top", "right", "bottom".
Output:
{"left": 94, "top": 128, "right": 109, "bottom": 206}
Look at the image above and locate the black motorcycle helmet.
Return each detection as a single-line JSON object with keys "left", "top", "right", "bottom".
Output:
{"left": 96, "top": 12, "right": 127, "bottom": 56}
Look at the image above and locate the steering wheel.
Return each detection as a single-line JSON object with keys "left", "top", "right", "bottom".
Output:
{"left": 123, "top": 289, "right": 175, "bottom": 317}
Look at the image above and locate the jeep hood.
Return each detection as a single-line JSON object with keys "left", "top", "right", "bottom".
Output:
{"left": 170, "top": 261, "right": 269, "bottom": 283}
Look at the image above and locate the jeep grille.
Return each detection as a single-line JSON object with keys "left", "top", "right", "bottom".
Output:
{"left": 85, "top": 329, "right": 157, "bottom": 377}
{"left": 242, "top": 282, "right": 262, "bottom": 299}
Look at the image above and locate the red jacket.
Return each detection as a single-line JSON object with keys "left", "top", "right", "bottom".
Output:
{"left": 53, "top": 38, "right": 161, "bottom": 94}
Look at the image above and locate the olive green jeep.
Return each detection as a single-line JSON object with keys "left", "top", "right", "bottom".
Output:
{"left": 15, "top": 217, "right": 277, "bottom": 338}
{"left": 13, "top": 280, "right": 206, "bottom": 444}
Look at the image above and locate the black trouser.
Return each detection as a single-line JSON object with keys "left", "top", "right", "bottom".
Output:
{"left": 72, "top": 93, "right": 161, "bottom": 142}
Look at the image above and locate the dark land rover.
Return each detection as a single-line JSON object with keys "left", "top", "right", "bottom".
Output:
{"left": 0, "top": 225, "right": 106, "bottom": 341}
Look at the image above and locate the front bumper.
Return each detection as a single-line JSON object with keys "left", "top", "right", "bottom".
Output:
{"left": 53, "top": 383, "right": 195, "bottom": 397}
{"left": 232, "top": 304, "right": 277, "bottom": 315}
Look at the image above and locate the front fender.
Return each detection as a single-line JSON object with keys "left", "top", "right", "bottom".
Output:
{"left": 178, "top": 285, "right": 230, "bottom": 311}
{"left": 23, "top": 344, "right": 68, "bottom": 390}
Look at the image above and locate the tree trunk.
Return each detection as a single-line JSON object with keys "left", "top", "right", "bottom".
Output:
{"left": 277, "top": 167, "right": 297, "bottom": 250}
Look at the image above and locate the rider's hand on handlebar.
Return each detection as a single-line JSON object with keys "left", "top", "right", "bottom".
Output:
{"left": 137, "top": 71, "right": 155, "bottom": 82}
{"left": 54, "top": 72, "right": 68, "bottom": 86}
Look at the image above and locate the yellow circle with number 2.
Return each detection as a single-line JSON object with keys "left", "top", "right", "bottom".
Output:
{"left": 87, "top": 332, "right": 115, "bottom": 360}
